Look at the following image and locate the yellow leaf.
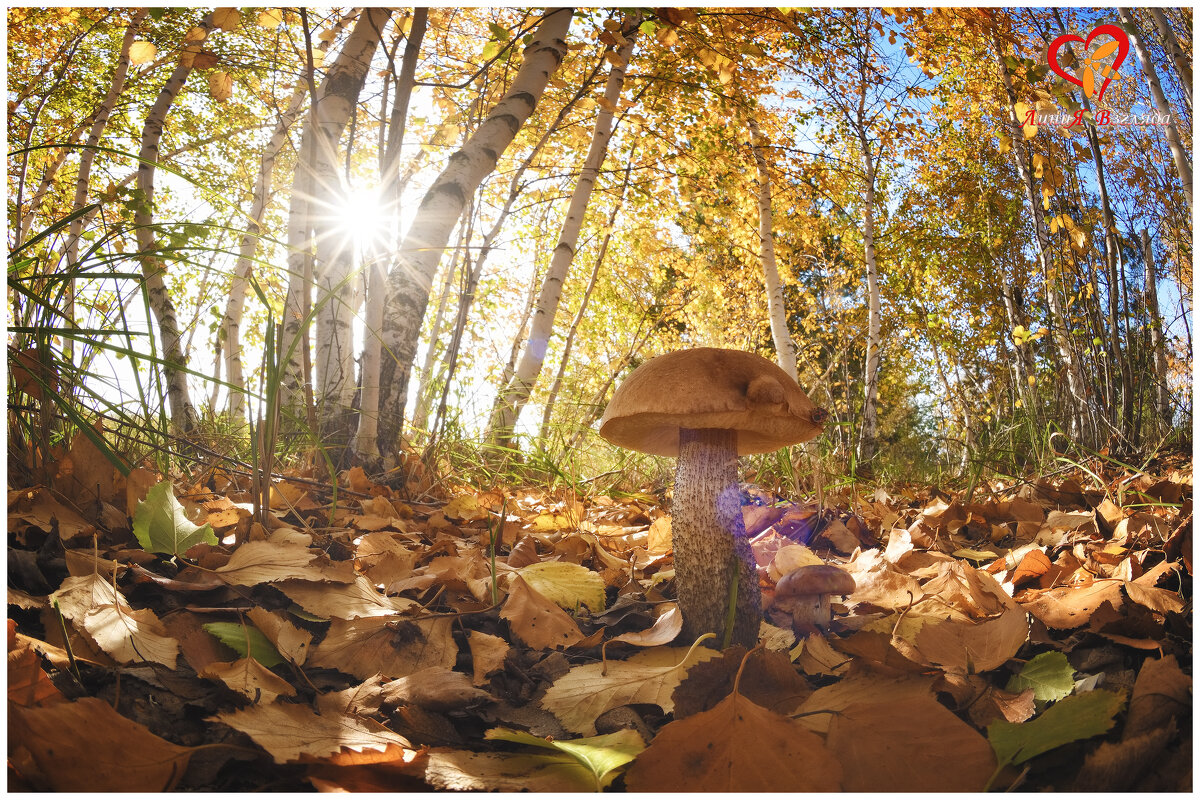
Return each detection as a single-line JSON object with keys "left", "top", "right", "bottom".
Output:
{"left": 183, "top": 26, "right": 207, "bottom": 43}
{"left": 517, "top": 562, "right": 606, "bottom": 613}
{"left": 257, "top": 9, "right": 283, "bottom": 27}
{"left": 604, "top": 50, "right": 626, "bottom": 68}
{"left": 129, "top": 41, "right": 156, "bottom": 65}
{"left": 443, "top": 493, "right": 487, "bottom": 521}
{"left": 656, "top": 27, "right": 679, "bottom": 47}
{"left": 212, "top": 7, "right": 240, "bottom": 32}
{"left": 998, "top": 135, "right": 1012, "bottom": 154}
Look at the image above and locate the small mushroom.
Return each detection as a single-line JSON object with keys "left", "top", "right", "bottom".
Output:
{"left": 599, "top": 347, "right": 827, "bottom": 646}
{"left": 772, "top": 564, "right": 856, "bottom": 633}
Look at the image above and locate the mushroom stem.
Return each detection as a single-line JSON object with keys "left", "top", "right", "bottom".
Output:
{"left": 674, "top": 427, "right": 762, "bottom": 647}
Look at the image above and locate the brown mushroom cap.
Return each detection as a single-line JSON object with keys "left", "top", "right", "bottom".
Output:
{"left": 598, "top": 347, "right": 827, "bottom": 456}
{"left": 775, "top": 564, "right": 856, "bottom": 599}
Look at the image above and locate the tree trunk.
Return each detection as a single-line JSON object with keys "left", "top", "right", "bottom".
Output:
{"left": 133, "top": 15, "right": 217, "bottom": 435}
{"left": 1148, "top": 7, "right": 1191, "bottom": 112}
{"left": 748, "top": 115, "right": 799, "bottom": 382}
{"left": 1119, "top": 8, "right": 1193, "bottom": 216}
{"left": 538, "top": 158, "right": 634, "bottom": 441}
{"left": 309, "top": 8, "right": 390, "bottom": 443}
{"left": 995, "top": 39, "right": 1091, "bottom": 443}
{"left": 355, "top": 9, "right": 427, "bottom": 460}
{"left": 489, "top": 17, "right": 636, "bottom": 447}
{"left": 375, "top": 8, "right": 573, "bottom": 461}
{"left": 1141, "top": 230, "right": 1173, "bottom": 429}
{"left": 855, "top": 112, "right": 882, "bottom": 467}
{"left": 674, "top": 427, "right": 762, "bottom": 648}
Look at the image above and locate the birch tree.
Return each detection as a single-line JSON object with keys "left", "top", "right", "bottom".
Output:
{"left": 488, "top": 14, "right": 637, "bottom": 447}
{"left": 374, "top": 8, "right": 574, "bottom": 462}
{"left": 1118, "top": 7, "right": 1193, "bottom": 216}
{"left": 133, "top": 15, "right": 217, "bottom": 435}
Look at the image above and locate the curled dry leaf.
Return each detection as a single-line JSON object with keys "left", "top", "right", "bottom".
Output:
{"left": 467, "top": 630, "right": 510, "bottom": 686}
{"left": 83, "top": 604, "right": 178, "bottom": 669}
{"left": 247, "top": 606, "right": 313, "bottom": 665}
{"left": 624, "top": 685, "right": 842, "bottom": 791}
{"left": 541, "top": 642, "right": 719, "bottom": 735}
{"left": 608, "top": 602, "right": 681, "bottom": 647}
{"left": 501, "top": 575, "right": 585, "bottom": 650}
{"left": 12, "top": 697, "right": 194, "bottom": 791}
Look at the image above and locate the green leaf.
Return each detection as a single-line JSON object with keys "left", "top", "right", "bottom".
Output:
{"left": 1007, "top": 651, "right": 1075, "bottom": 703}
{"left": 517, "top": 562, "right": 606, "bottom": 613}
{"left": 487, "top": 22, "right": 510, "bottom": 41}
{"left": 485, "top": 727, "right": 645, "bottom": 790}
{"left": 639, "top": 20, "right": 658, "bottom": 35}
{"left": 132, "top": 480, "right": 217, "bottom": 556}
{"left": 202, "top": 622, "right": 284, "bottom": 667}
{"left": 988, "top": 690, "right": 1124, "bottom": 768}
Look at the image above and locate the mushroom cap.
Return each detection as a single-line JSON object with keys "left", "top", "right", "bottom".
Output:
{"left": 598, "top": 347, "right": 826, "bottom": 456}
{"left": 774, "top": 564, "right": 856, "bottom": 598}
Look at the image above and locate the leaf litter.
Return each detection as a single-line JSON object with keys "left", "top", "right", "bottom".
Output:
{"left": 6, "top": 456, "right": 1191, "bottom": 791}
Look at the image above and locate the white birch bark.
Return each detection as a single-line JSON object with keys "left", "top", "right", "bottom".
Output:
{"left": 1141, "top": 230, "right": 1173, "bottom": 428}
{"left": 488, "top": 17, "right": 636, "bottom": 445}
{"left": 1119, "top": 8, "right": 1193, "bottom": 216}
{"left": 133, "top": 14, "right": 216, "bottom": 435}
{"left": 1148, "top": 8, "right": 1191, "bottom": 112}
{"left": 375, "top": 8, "right": 573, "bottom": 459}
{"left": 748, "top": 115, "right": 799, "bottom": 382}
{"left": 355, "top": 8, "right": 428, "bottom": 459}
{"left": 854, "top": 73, "right": 883, "bottom": 467}
{"left": 310, "top": 8, "right": 390, "bottom": 429}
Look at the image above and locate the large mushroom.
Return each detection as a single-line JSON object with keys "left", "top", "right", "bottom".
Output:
{"left": 599, "top": 348, "right": 827, "bottom": 647}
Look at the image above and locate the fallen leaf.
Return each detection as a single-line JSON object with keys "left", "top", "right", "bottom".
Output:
{"left": 8, "top": 646, "right": 66, "bottom": 708}
{"left": 246, "top": 607, "right": 313, "bottom": 665}
{"left": 1123, "top": 580, "right": 1184, "bottom": 615}
{"left": 214, "top": 695, "right": 414, "bottom": 764}
{"left": 1006, "top": 650, "right": 1074, "bottom": 703}
{"left": 1125, "top": 654, "right": 1190, "bottom": 736}
{"left": 214, "top": 541, "right": 355, "bottom": 585}
{"left": 672, "top": 645, "right": 812, "bottom": 718}
{"left": 913, "top": 603, "right": 1028, "bottom": 673}
{"left": 12, "top": 697, "right": 194, "bottom": 791}
{"left": 517, "top": 561, "right": 606, "bottom": 613}
{"left": 202, "top": 621, "right": 283, "bottom": 667}
{"left": 647, "top": 515, "right": 672, "bottom": 553}
{"left": 380, "top": 666, "right": 493, "bottom": 711}
{"left": 501, "top": 575, "right": 585, "bottom": 650}
{"left": 607, "top": 602, "right": 681, "bottom": 648}
{"left": 199, "top": 657, "right": 296, "bottom": 702}
{"left": 1022, "top": 579, "right": 1123, "bottom": 629}
{"left": 467, "top": 630, "right": 510, "bottom": 685}
{"left": 83, "top": 604, "right": 178, "bottom": 668}
{"left": 277, "top": 574, "right": 417, "bottom": 619}
{"left": 308, "top": 615, "right": 456, "bottom": 680}
{"left": 133, "top": 480, "right": 217, "bottom": 556}
{"left": 624, "top": 683, "right": 842, "bottom": 791}
{"left": 988, "top": 690, "right": 1124, "bottom": 771}
{"left": 541, "top": 641, "right": 719, "bottom": 735}
{"left": 484, "top": 727, "right": 644, "bottom": 790}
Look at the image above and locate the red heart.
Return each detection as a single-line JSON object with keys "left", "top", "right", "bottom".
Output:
{"left": 1048, "top": 24, "right": 1129, "bottom": 103}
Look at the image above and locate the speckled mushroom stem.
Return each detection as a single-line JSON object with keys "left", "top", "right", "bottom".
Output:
{"left": 673, "top": 427, "right": 762, "bottom": 647}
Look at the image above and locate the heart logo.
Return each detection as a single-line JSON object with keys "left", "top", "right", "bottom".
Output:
{"left": 1048, "top": 24, "right": 1130, "bottom": 103}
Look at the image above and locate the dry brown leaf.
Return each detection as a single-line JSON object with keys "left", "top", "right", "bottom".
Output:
{"left": 467, "top": 630, "right": 510, "bottom": 686}
{"left": 1022, "top": 579, "right": 1124, "bottom": 629}
{"left": 82, "top": 604, "right": 178, "bottom": 668}
{"left": 246, "top": 607, "right": 313, "bottom": 665}
{"left": 124, "top": 467, "right": 159, "bottom": 517}
{"left": 1123, "top": 580, "right": 1185, "bottom": 614}
{"left": 646, "top": 515, "right": 672, "bottom": 553}
{"left": 608, "top": 602, "right": 681, "bottom": 648}
{"left": 844, "top": 548, "right": 925, "bottom": 610}
{"left": 212, "top": 7, "right": 240, "bottom": 30}
{"left": 967, "top": 683, "right": 1037, "bottom": 728}
{"left": 624, "top": 686, "right": 842, "bottom": 791}
{"left": 214, "top": 696, "right": 414, "bottom": 764}
{"left": 9, "top": 487, "right": 93, "bottom": 540}
{"left": 1125, "top": 654, "right": 1190, "bottom": 736}
{"left": 541, "top": 643, "right": 719, "bottom": 735}
{"left": 214, "top": 540, "right": 355, "bottom": 585}
{"left": 199, "top": 657, "right": 296, "bottom": 702}
{"left": 277, "top": 574, "right": 417, "bottom": 619}
{"left": 825, "top": 681, "right": 996, "bottom": 791}
{"left": 62, "top": 420, "right": 117, "bottom": 503}
{"left": 672, "top": 645, "right": 812, "bottom": 718}
{"left": 500, "top": 575, "right": 584, "bottom": 650}
{"left": 8, "top": 646, "right": 66, "bottom": 708}
{"left": 379, "top": 666, "right": 492, "bottom": 711}
{"left": 308, "top": 615, "right": 456, "bottom": 680}
{"left": 795, "top": 631, "right": 852, "bottom": 676}
{"left": 12, "top": 697, "right": 194, "bottom": 791}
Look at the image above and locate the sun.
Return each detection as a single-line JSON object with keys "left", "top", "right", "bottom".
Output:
{"left": 331, "top": 186, "right": 390, "bottom": 254}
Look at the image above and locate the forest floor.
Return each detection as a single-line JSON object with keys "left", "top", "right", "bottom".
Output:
{"left": 7, "top": 444, "right": 1192, "bottom": 792}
